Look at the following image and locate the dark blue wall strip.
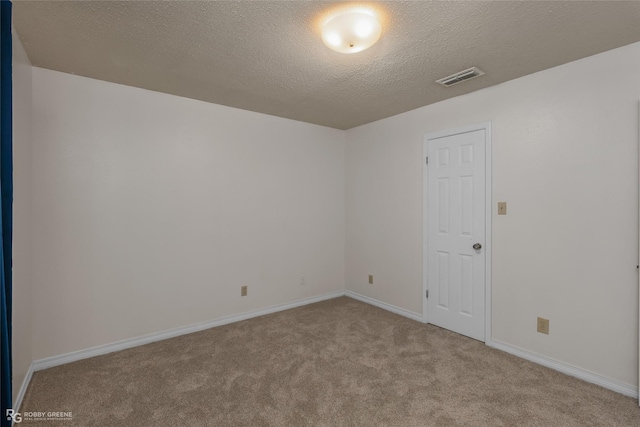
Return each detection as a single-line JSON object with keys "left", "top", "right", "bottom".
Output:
{"left": 0, "top": 1, "right": 12, "bottom": 425}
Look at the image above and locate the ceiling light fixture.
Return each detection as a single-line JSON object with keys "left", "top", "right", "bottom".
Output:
{"left": 321, "top": 9, "right": 382, "bottom": 54}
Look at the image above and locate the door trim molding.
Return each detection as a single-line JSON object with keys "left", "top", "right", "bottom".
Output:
{"left": 422, "top": 122, "right": 492, "bottom": 342}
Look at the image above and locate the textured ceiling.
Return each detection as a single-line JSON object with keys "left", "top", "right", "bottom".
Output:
{"left": 13, "top": 1, "right": 640, "bottom": 130}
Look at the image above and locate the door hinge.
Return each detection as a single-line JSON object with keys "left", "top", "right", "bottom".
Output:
{"left": 426, "top": 290, "right": 429, "bottom": 298}
{"left": 426, "top": 156, "right": 429, "bottom": 165}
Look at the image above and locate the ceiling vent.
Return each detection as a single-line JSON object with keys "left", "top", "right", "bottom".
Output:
{"left": 436, "top": 67, "right": 485, "bottom": 87}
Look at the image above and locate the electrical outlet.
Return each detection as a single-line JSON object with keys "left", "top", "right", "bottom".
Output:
{"left": 241, "top": 285, "right": 247, "bottom": 297}
{"left": 300, "top": 276, "right": 306, "bottom": 286}
{"left": 498, "top": 202, "right": 507, "bottom": 215}
{"left": 537, "top": 317, "right": 549, "bottom": 335}
{"left": 368, "top": 275, "right": 373, "bottom": 285}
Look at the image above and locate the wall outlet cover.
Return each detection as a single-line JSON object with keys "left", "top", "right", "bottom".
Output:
{"left": 537, "top": 317, "right": 549, "bottom": 334}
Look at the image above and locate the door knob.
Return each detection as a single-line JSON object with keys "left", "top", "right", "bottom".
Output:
{"left": 473, "top": 243, "right": 482, "bottom": 250}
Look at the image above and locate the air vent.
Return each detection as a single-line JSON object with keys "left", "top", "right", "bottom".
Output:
{"left": 436, "top": 67, "right": 485, "bottom": 87}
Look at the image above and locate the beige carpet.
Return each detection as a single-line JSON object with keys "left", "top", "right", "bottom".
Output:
{"left": 20, "top": 297, "right": 640, "bottom": 426}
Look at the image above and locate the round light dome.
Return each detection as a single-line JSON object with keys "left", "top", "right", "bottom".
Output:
{"left": 321, "top": 10, "right": 382, "bottom": 54}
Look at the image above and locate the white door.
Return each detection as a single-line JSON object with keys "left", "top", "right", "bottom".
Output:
{"left": 424, "top": 126, "right": 488, "bottom": 341}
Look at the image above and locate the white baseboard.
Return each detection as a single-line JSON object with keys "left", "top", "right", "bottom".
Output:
{"left": 33, "top": 291, "right": 345, "bottom": 371}
{"left": 13, "top": 362, "right": 34, "bottom": 414}
{"left": 23, "top": 291, "right": 638, "bottom": 403}
{"left": 487, "top": 339, "right": 638, "bottom": 399}
{"left": 345, "top": 290, "right": 423, "bottom": 322}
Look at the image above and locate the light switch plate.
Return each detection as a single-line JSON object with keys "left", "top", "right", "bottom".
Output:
{"left": 368, "top": 275, "right": 373, "bottom": 285}
{"left": 498, "top": 202, "right": 507, "bottom": 215}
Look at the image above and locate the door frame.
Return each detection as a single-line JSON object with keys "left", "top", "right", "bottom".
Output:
{"left": 422, "top": 122, "right": 492, "bottom": 342}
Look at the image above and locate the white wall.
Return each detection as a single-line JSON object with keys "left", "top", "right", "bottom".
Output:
{"left": 31, "top": 68, "right": 345, "bottom": 360}
{"left": 12, "top": 30, "right": 33, "bottom": 402}
{"left": 346, "top": 42, "right": 640, "bottom": 387}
